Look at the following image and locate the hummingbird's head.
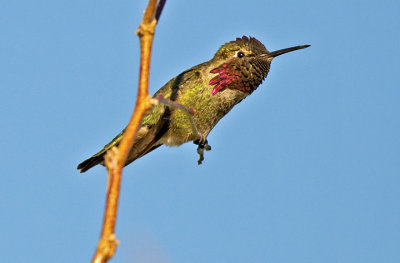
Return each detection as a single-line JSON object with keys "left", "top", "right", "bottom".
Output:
{"left": 209, "top": 36, "right": 310, "bottom": 95}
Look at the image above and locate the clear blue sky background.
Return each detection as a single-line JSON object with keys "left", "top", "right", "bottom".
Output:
{"left": 1, "top": 0, "right": 399, "bottom": 262}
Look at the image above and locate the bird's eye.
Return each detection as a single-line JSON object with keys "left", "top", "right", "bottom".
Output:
{"left": 237, "top": 51, "right": 245, "bottom": 58}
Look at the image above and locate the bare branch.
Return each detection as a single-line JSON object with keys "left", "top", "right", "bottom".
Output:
{"left": 91, "top": 1, "right": 167, "bottom": 262}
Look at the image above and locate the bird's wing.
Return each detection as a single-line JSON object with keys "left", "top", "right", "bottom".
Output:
{"left": 77, "top": 67, "right": 204, "bottom": 173}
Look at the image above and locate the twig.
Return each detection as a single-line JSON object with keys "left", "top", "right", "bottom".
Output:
{"left": 155, "top": 0, "right": 167, "bottom": 21}
{"left": 91, "top": 1, "right": 166, "bottom": 262}
{"left": 155, "top": 94, "right": 196, "bottom": 115}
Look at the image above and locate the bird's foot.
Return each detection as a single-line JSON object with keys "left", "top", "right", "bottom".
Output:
{"left": 194, "top": 137, "right": 211, "bottom": 165}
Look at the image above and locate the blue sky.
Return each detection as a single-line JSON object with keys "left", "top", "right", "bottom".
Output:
{"left": 1, "top": 0, "right": 399, "bottom": 262}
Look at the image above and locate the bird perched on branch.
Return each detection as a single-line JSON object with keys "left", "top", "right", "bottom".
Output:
{"left": 78, "top": 36, "right": 309, "bottom": 173}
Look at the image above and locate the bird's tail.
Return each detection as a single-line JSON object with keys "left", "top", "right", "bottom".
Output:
{"left": 77, "top": 124, "right": 165, "bottom": 173}
{"left": 77, "top": 130, "right": 124, "bottom": 173}
{"left": 77, "top": 152, "right": 106, "bottom": 173}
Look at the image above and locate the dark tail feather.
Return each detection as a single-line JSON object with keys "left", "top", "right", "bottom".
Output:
{"left": 78, "top": 129, "right": 125, "bottom": 173}
{"left": 77, "top": 112, "right": 169, "bottom": 173}
{"left": 77, "top": 143, "right": 161, "bottom": 173}
{"left": 77, "top": 153, "right": 105, "bottom": 173}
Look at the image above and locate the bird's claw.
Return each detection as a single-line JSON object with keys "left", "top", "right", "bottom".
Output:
{"left": 193, "top": 136, "right": 211, "bottom": 150}
{"left": 194, "top": 137, "right": 211, "bottom": 165}
{"left": 197, "top": 147, "right": 205, "bottom": 165}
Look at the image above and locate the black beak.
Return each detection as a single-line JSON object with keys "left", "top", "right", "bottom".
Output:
{"left": 264, "top": 45, "right": 310, "bottom": 58}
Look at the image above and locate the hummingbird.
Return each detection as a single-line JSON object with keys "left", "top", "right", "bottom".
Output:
{"left": 77, "top": 36, "right": 309, "bottom": 173}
